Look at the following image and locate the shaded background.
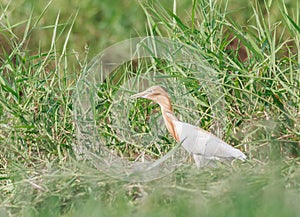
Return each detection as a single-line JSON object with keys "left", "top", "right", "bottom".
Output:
{"left": 1, "top": 0, "right": 297, "bottom": 62}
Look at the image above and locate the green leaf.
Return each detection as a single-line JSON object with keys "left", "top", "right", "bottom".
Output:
{"left": 284, "top": 13, "right": 300, "bottom": 34}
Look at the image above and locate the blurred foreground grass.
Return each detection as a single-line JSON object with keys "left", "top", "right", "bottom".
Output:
{"left": 2, "top": 160, "right": 300, "bottom": 217}
{"left": 0, "top": 0, "right": 300, "bottom": 216}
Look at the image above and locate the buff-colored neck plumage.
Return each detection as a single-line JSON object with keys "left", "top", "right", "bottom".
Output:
{"left": 154, "top": 92, "right": 179, "bottom": 142}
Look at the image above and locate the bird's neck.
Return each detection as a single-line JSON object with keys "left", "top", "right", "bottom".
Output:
{"left": 159, "top": 102, "right": 180, "bottom": 142}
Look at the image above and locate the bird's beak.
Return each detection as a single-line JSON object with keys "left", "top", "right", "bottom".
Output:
{"left": 129, "top": 91, "right": 147, "bottom": 100}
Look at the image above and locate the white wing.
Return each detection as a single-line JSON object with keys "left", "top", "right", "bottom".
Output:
{"left": 174, "top": 121, "right": 246, "bottom": 160}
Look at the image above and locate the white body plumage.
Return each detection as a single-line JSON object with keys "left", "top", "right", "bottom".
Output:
{"left": 173, "top": 119, "right": 246, "bottom": 167}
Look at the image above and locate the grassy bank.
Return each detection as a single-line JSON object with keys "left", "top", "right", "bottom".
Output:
{"left": 0, "top": 0, "right": 299, "bottom": 216}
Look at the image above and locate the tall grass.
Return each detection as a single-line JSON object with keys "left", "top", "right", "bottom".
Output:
{"left": 0, "top": 0, "right": 299, "bottom": 216}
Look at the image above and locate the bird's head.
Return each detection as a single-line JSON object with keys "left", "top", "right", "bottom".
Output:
{"left": 130, "top": 85, "right": 170, "bottom": 106}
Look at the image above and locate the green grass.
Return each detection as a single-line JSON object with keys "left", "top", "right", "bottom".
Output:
{"left": 0, "top": 0, "right": 300, "bottom": 216}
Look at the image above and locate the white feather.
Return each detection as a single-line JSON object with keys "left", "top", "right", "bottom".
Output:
{"left": 173, "top": 120, "right": 246, "bottom": 167}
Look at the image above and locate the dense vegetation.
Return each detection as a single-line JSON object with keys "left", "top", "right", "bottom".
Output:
{"left": 0, "top": 0, "right": 299, "bottom": 216}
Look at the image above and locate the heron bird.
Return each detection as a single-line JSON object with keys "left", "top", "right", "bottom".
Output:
{"left": 130, "top": 85, "right": 246, "bottom": 167}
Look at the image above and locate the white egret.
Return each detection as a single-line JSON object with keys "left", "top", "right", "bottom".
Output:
{"left": 130, "top": 86, "right": 246, "bottom": 167}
